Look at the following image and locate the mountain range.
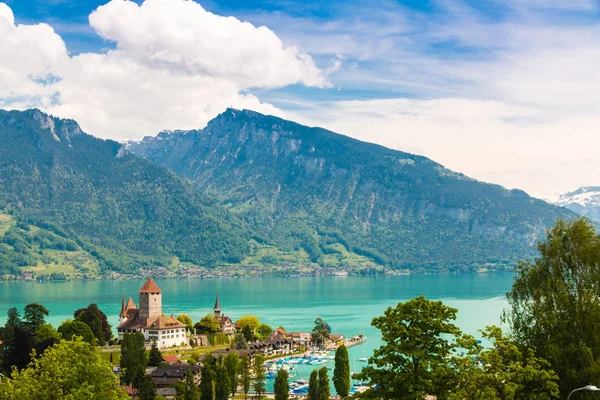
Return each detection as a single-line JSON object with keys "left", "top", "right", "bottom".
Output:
{"left": 0, "top": 107, "right": 574, "bottom": 278}
{"left": 127, "top": 108, "right": 573, "bottom": 272}
{"left": 556, "top": 187, "right": 600, "bottom": 222}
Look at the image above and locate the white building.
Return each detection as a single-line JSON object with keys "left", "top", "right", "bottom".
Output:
{"left": 117, "top": 278, "right": 188, "bottom": 349}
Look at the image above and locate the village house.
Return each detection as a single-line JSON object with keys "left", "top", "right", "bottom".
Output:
{"left": 287, "top": 331, "right": 312, "bottom": 346}
{"left": 117, "top": 278, "right": 188, "bottom": 349}
{"left": 151, "top": 364, "right": 201, "bottom": 388}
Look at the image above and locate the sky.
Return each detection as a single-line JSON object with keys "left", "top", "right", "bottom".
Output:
{"left": 1, "top": 0, "right": 600, "bottom": 200}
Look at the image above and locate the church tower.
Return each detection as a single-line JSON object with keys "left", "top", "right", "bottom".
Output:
{"left": 214, "top": 290, "right": 221, "bottom": 318}
{"left": 138, "top": 278, "right": 162, "bottom": 321}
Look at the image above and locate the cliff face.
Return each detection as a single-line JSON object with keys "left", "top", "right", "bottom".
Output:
{"left": 129, "top": 108, "right": 573, "bottom": 271}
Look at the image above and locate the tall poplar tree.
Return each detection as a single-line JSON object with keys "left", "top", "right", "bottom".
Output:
{"left": 318, "top": 367, "right": 330, "bottom": 400}
{"left": 215, "top": 362, "right": 230, "bottom": 400}
{"left": 200, "top": 355, "right": 214, "bottom": 400}
{"left": 239, "top": 354, "right": 251, "bottom": 399}
{"left": 308, "top": 369, "right": 319, "bottom": 400}
{"left": 333, "top": 344, "right": 350, "bottom": 398}
{"left": 274, "top": 369, "right": 289, "bottom": 400}
{"left": 253, "top": 354, "right": 266, "bottom": 399}
{"left": 224, "top": 350, "right": 239, "bottom": 397}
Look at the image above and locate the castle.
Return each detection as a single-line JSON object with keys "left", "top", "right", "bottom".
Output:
{"left": 117, "top": 278, "right": 188, "bottom": 349}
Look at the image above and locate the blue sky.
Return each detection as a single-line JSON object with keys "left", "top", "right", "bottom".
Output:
{"left": 1, "top": 0, "right": 600, "bottom": 198}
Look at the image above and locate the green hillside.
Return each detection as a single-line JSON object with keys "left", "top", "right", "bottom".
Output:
{"left": 129, "top": 108, "right": 574, "bottom": 272}
{"left": 0, "top": 109, "right": 252, "bottom": 276}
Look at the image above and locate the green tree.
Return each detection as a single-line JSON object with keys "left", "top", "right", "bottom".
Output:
{"left": 23, "top": 303, "right": 48, "bottom": 333}
{"left": 58, "top": 319, "right": 96, "bottom": 344}
{"left": 177, "top": 370, "right": 199, "bottom": 400}
{"left": 224, "top": 350, "right": 239, "bottom": 397}
{"left": 148, "top": 341, "right": 163, "bottom": 367}
{"left": 6, "top": 307, "right": 21, "bottom": 328}
{"left": 0, "top": 337, "right": 128, "bottom": 399}
{"left": 234, "top": 333, "right": 248, "bottom": 349}
{"left": 311, "top": 318, "right": 331, "bottom": 347}
{"left": 256, "top": 324, "right": 273, "bottom": 340}
{"left": 137, "top": 374, "right": 157, "bottom": 400}
{"left": 354, "top": 296, "right": 466, "bottom": 400}
{"left": 505, "top": 218, "right": 600, "bottom": 396}
{"left": 194, "top": 313, "right": 220, "bottom": 334}
{"left": 253, "top": 354, "right": 266, "bottom": 399}
{"left": 274, "top": 369, "right": 289, "bottom": 400}
{"left": 236, "top": 316, "right": 260, "bottom": 331}
{"left": 215, "top": 361, "right": 230, "bottom": 400}
{"left": 242, "top": 325, "right": 254, "bottom": 342}
{"left": 333, "top": 344, "right": 350, "bottom": 397}
{"left": 177, "top": 314, "right": 194, "bottom": 331}
{"left": 239, "top": 354, "right": 251, "bottom": 399}
{"left": 317, "top": 367, "right": 330, "bottom": 400}
{"left": 308, "top": 369, "right": 319, "bottom": 400}
{"left": 74, "top": 303, "right": 113, "bottom": 345}
{"left": 120, "top": 332, "right": 147, "bottom": 385}
{"left": 34, "top": 323, "right": 60, "bottom": 344}
{"left": 200, "top": 354, "right": 214, "bottom": 400}
{"left": 449, "top": 326, "right": 559, "bottom": 400}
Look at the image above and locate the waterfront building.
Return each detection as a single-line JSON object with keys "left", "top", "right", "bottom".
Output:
{"left": 213, "top": 291, "right": 235, "bottom": 335}
{"left": 117, "top": 278, "right": 188, "bottom": 349}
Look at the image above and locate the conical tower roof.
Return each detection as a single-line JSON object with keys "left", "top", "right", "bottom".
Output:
{"left": 119, "top": 296, "right": 126, "bottom": 317}
{"left": 139, "top": 277, "right": 162, "bottom": 293}
{"left": 214, "top": 290, "right": 221, "bottom": 311}
{"left": 126, "top": 297, "right": 137, "bottom": 310}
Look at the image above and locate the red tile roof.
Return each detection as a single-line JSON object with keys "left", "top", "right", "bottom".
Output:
{"left": 139, "top": 277, "right": 162, "bottom": 293}
{"left": 162, "top": 355, "right": 180, "bottom": 363}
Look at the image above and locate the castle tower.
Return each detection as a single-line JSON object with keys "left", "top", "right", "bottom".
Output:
{"left": 214, "top": 290, "right": 221, "bottom": 318}
{"left": 138, "top": 278, "right": 162, "bottom": 321}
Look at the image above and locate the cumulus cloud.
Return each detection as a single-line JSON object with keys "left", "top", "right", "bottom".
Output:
{"left": 0, "top": 0, "right": 327, "bottom": 139}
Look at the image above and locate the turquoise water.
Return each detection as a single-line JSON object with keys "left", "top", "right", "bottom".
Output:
{"left": 0, "top": 274, "right": 514, "bottom": 390}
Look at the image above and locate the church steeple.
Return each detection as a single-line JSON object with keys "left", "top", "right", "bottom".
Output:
{"left": 120, "top": 296, "right": 126, "bottom": 317}
{"left": 214, "top": 290, "right": 221, "bottom": 318}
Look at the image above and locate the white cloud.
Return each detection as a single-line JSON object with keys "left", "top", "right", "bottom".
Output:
{"left": 0, "top": 0, "right": 326, "bottom": 139}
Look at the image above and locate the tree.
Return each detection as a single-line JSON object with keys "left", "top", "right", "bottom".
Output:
{"left": 148, "top": 341, "right": 163, "bottom": 367}
{"left": 120, "top": 332, "right": 147, "bottom": 385}
{"left": 505, "top": 218, "right": 600, "bottom": 396}
{"left": 333, "top": 344, "right": 350, "bottom": 397}
{"left": 274, "top": 369, "right": 289, "bottom": 400}
{"left": 58, "top": 319, "right": 96, "bottom": 344}
{"left": 311, "top": 318, "right": 331, "bottom": 347}
{"left": 23, "top": 303, "right": 48, "bottom": 333}
{"left": 308, "top": 369, "right": 319, "bottom": 400}
{"left": 215, "top": 361, "right": 230, "bottom": 400}
{"left": 253, "top": 354, "right": 266, "bottom": 399}
{"left": 194, "top": 313, "right": 220, "bottom": 334}
{"left": 74, "top": 303, "right": 113, "bottom": 345}
{"left": 177, "top": 314, "right": 194, "bottom": 331}
{"left": 6, "top": 307, "right": 21, "bottom": 328}
{"left": 242, "top": 325, "right": 254, "bottom": 342}
{"left": 236, "top": 316, "right": 260, "bottom": 332}
{"left": 34, "top": 324, "right": 59, "bottom": 344}
{"left": 224, "top": 350, "right": 239, "bottom": 397}
{"left": 200, "top": 354, "right": 214, "bottom": 400}
{"left": 318, "top": 367, "right": 330, "bottom": 400}
{"left": 137, "top": 374, "right": 157, "bottom": 400}
{"left": 234, "top": 333, "right": 248, "bottom": 349}
{"left": 354, "top": 296, "right": 467, "bottom": 400}
{"left": 0, "top": 337, "right": 128, "bottom": 400}
{"left": 449, "top": 326, "right": 559, "bottom": 400}
{"left": 256, "top": 324, "right": 273, "bottom": 340}
{"left": 183, "top": 370, "right": 199, "bottom": 400}
{"left": 239, "top": 354, "right": 251, "bottom": 399}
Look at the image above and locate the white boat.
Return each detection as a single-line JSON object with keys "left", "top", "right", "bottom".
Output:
{"left": 358, "top": 357, "right": 368, "bottom": 362}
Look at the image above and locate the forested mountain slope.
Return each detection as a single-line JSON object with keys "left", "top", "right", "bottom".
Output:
{"left": 0, "top": 109, "right": 252, "bottom": 275}
{"left": 129, "top": 108, "right": 574, "bottom": 272}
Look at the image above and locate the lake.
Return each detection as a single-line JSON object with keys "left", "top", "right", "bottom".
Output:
{"left": 0, "top": 273, "right": 515, "bottom": 388}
